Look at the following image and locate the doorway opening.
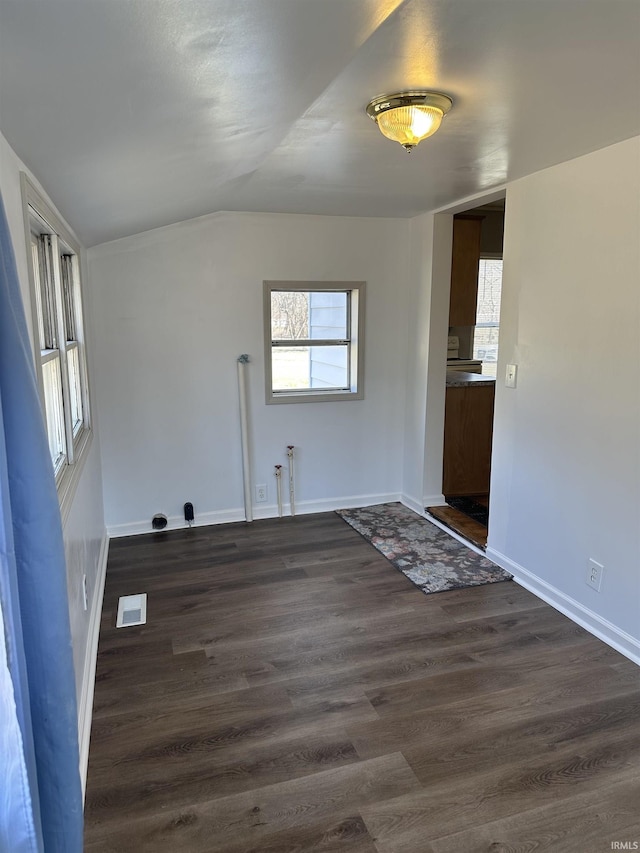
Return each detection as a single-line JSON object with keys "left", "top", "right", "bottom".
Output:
{"left": 427, "top": 198, "right": 505, "bottom": 549}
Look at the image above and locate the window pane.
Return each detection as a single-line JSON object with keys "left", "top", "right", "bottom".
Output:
{"left": 310, "top": 345, "right": 349, "bottom": 389}
{"left": 31, "top": 235, "right": 58, "bottom": 349}
{"left": 473, "top": 326, "right": 500, "bottom": 378}
{"left": 272, "top": 345, "right": 349, "bottom": 391}
{"left": 309, "top": 292, "right": 348, "bottom": 339}
{"left": 31, "top": 237, "right": 46, "bottom": 350}
{"left": 271, "top": 291, "right": 348, "bottom": 340}
{"left": 67, "top": 344, "right": 83, "bottom": 436}
{"left": 42, "top": 356, "right": 67, "bottom": 473}
{"left": 474, "top": 259, "right": 503, "bottom": 378}
{"left": 475, "top": 259, "right": 502, "bottom": 325}
{"left": 272, "top": 347, "right": 310, "bottom": 390}
{"left": 271, "top": 291, "right": 310, "bottom": 340}
{"left": 37, "top": 235, "right": 57, "bottom": 349}
{"left": 60, "top": 254, "right": 77, "bottom": 341}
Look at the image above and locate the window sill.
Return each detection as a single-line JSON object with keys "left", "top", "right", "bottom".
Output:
{"left": 58, "top": 427, "right": 93, "bottom": 526}
{"left": 266, "top": 388, "right": 364, "bottom": 405}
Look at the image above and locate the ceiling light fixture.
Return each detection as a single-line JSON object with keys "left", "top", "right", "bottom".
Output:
{"left": 366, "top": 91, "right": 453, "bottom": 152}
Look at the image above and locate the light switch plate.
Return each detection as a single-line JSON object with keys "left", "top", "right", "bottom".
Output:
{"left": 505, "top": 363, "right": 518, "bottom": 388}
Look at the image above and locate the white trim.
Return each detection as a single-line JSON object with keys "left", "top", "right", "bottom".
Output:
{"left": 293, "top": 493, "right": 400, "bottom": 515}
{"left": 58, "top": 428, "right": 92, "bottom": 526}
{"left": 263, "top": 281, "right": 366, "bottom": 405}
{"left": 107, "top": 492, "right": 402, "bottom": 538}
{"left": 20, "top": 172, "right": 94, "bottom": 521}
{"left": 486, "top": 547, "right": 640, "bottom": 666}
{"left": 431, "top": 185, "right": 507, "bottom": 216}
{"left": 399, "top": 494, "right": 425, "bottom": 516}
{"left": 423, "top": 493, "right": 446, "bottom": 508}
{"left": 78, "top": 532, "right": 108, "bottom": 799}
{"left": 108, "top": 508, "right": 248, "bottom": 538}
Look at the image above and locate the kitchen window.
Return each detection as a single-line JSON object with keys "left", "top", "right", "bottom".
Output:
{"left": 264, "top": 281, "right": 365, "bottom": 403}
{"left": 22, "top": 174, "right": 92, "bottom": 519}
{"left": 473, "top": 257, "right": 503, "bottom": 378}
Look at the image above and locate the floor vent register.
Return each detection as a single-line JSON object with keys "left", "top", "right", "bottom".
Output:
{"left": 115, "top": 593, "right": 147, "bottom": 628}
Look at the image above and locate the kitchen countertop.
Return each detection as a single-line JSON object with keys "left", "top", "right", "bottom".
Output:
{"left": 446, "top": 370, "right": 496, "bottom": 387}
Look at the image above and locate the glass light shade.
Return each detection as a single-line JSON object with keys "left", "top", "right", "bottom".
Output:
{"left": 366, "top": 92, "right": 453, "bottom": 151}
{"left": 376, "top": 105, "right": 444, "bottom": 149}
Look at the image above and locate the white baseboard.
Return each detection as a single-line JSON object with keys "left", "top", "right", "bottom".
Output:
{"left": 486, "top": 547, "right": 640, "bottom": 666}
{"left": 423, "top": 493, "right": 446, "bottom": 508}
{"left": 78, "top": 531, "right": 109, "bottom": 799}
{"left": 107, "top": 508, "right": 246, "bottom": 538}
{"left": 107, "top": 493, "right": 403, "bottom": 538}
{"left": 400, "top": 494, "right": 425, "bottom": 515}
{"left": 287, "top": 492, "right": 402, "bottom": 516}
{"left": 399, "top": 494, "right": 447, "bottom": 516}
{"left": 422, "top": 493, "right": 447, "bottom": 506}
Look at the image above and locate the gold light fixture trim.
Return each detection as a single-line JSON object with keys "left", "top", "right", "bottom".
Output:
{"left": 366, "top": 91, "right": 453, "bottom": 152}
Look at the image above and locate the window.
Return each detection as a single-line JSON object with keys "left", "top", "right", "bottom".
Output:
{"left": 264, "top": 281, "right": 365, "bottom": 403}
{"left": 22, "top": 174, "right": 91, "bottom": 516}
{"left": 473, "top": 257, "right": 503, "bottom": 378}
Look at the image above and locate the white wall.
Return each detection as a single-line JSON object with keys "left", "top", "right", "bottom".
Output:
{"left": 88, "top": 211, "right": 411, "bottom": 534}
{"left": 401, "top": 214, "right": 433, "bottom": 511}
{"left": 0, "top": 131, "right": 108, "bottom": 767}
{"left": 488, "top": 137, "right": 640, "bottom": 660}
{"left": 401, "top": 212, "right": 453, "bottom": 511}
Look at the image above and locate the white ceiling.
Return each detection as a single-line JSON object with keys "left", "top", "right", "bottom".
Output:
{"left": 1, "top": 0, "right": 639, "bottom": 247}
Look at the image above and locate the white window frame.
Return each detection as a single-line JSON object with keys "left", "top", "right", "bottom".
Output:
{"left": 21, "top": 173, "right": 92, "bottom": 522}
{"left": 264, "top": 281, "right": 365, "bottom": 404}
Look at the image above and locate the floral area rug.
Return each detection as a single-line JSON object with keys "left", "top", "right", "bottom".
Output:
{"left": 336, "top": 502, "right": 511, "bottom": 595}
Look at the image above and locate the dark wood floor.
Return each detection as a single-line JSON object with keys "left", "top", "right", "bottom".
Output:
{"left": 84, "top": 512, "right": 640, "bottom": 852}
{"left": 428, "top": 493, "right": 490, "bottom": 550}
{"left": 426, "top": 504, "right": 488, "bottom": 549}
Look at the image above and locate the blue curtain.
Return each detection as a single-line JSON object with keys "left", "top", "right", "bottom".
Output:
{"left": 0, "top": 192, "right": 83, "bottom": 851}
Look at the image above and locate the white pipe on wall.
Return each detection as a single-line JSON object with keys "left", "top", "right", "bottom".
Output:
{"left": 287, "top": 445, "right": 295, "bottom": 516}
{"left": 275, "top": 465, "right": 283, "bottom": 517}
{"left": 237, "top": 355, "right": 253, "bottom": 522}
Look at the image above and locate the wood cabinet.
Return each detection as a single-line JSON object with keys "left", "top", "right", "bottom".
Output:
{"left": 449, "top": 215, "right": 483, "bottom": 327}
{"left": 442, "top": 383, "right": 495, "bottom": 496}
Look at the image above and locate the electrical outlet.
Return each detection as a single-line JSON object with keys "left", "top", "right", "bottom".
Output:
{"left": 82, "top": 574, "right": 88, "bottom": 611}
{"left": 587, "top": 558, "right": 604, "bottom": 591}
{"left": 255, "top": 484, "right": 267, "bottom": 503}
{"left": 505, "top": 363, "right": 518, "bottom": 388}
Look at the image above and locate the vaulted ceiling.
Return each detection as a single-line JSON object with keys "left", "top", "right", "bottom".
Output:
{"left": 1, "top": 0, "right": 639, "bottom": 246}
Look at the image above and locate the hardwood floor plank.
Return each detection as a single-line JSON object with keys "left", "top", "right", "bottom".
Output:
{"left": 437, "top": 583, "right": 545, "bottom": 621}
{"left": 429, "top": 778, "right": 640, "bottom": 852}
{"left": 348, "top": 662, "right": 640, "bottom": 761}
{"left": 198, "top": 605, "right": 454, "bottom": 666}
{"left": 85, "top": 728, "right": 362, "bottom": 828}
{"left": 280, "top": 649, "right": 478, "bottom": 705}
{"left": 87, "top": 688, "right": 379, "bottom": 798}
{"left": 361, "top": 740, "right": 640, "bottom": 853}
{"left": 92, "top": 655, "right": 250, "bottom": 718}
{"left": 363, "top": 655, "right": 570, "bottom": 717}
{"left": 86, "top": 753, "right": 422, "bottom": 852}
{"left": 402, "top": 693, "right": 640, "bottom": 788}
{"left": 169, "top": 598, "right": 422, "bottom": 656}
{"left": 86, "top": 816, "right": 381, "bottom": 853}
